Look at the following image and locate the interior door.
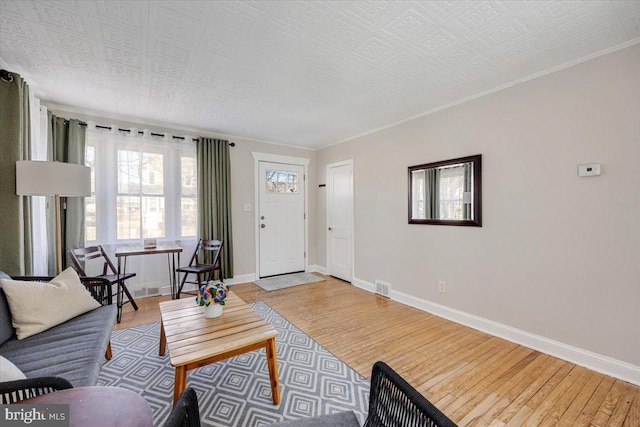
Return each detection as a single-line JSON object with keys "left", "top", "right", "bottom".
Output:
{"left": 327, "top": 160, "right": 353, "bottom": 282}
{"left": 258, "top": 161, "right": 305, "bottom": 277}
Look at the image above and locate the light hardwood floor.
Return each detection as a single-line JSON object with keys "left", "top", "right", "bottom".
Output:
{"left": 116, "top": 274, "right": 639, "bottom": 426}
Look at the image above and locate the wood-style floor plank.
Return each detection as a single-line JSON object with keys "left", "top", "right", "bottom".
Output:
{"left": 116, "top": 274, "right": 638, "bottom": 426}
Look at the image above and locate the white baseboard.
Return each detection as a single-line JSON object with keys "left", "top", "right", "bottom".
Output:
{"left": 225, "top": 273, "right": 256, "bottom": 285}
{"left": 308, "top": 265, "right": 327, "bottom": 275}
{"left": 352, "top": 276, "right": 640, "bottom": 386}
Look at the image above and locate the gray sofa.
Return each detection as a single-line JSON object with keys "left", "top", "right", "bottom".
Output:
{"left": 0, "top": 271, "right": 117, "bottom": 387}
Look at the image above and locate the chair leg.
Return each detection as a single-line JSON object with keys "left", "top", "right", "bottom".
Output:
{"left": 176, "top": 272, "right": 189, "bottom": 299}
{"left": 121, "top": 280, "right": 138, "bottom": 311}
{"left": 116, "top": 282, "right": 123, "bottom": 323}
{"left": 105, "top": 341, "right": 113, "bottom": 360}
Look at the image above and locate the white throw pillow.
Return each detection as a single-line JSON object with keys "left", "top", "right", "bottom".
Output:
{"left": 0, "top": 356, "right": 26, "bottom": 382}
{"left": 0, "top": 268, "right": 101, "bottom": 340}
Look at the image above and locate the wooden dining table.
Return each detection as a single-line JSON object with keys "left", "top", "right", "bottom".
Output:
{"left": 115, "top": 243, "right": 183, "bottom": 300}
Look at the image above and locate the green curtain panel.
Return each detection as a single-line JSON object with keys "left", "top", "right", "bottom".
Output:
{"left": 46, "top": 112, "right": 86, "bottom": 273}
{"left": 197, "top": 137, "right": 234, "bottom": 278}
{"left": 0, "top": 70, "right": 32, "bottom": 276}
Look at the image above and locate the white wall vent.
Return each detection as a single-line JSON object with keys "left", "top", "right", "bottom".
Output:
{"left": 375, "top": 280, "right": 391, "bottom": 298}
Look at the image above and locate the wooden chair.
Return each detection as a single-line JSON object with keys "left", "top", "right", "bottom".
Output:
{"left": 68, "top": 245, "right": 137, "bottom": 323}
{"left": 175, "top": 240, "right": 224, "bottom": 298}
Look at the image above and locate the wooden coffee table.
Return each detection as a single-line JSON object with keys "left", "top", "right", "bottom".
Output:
{"left": 159, "top": 291, "right": 280, "bottom": 404}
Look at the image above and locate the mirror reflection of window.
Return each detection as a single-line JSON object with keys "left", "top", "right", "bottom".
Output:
{"left": 438, "top": 163, "right": 472, "bottom": 220}
{"left": 411, "top": 170, "right": 425, "bottom": 219}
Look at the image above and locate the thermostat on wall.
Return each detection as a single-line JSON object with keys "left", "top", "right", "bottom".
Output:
{"left": 578, "top": 163, "right": 601, "bottom": 177}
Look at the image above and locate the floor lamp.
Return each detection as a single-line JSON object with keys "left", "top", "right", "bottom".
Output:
{"left": 16, "top": 160, "right": 91, "bottom": 274}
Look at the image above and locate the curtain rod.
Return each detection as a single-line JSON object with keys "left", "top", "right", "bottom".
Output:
{"left": 77, "top": 122, "right": 235, "bottom": 146}
{"left": 0, "top": 69, "right": 14, "bottom": 82}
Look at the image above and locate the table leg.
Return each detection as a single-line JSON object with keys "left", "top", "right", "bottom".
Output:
{"left": 159, "top": 321, "right": 166, "bottom": 356}
{"left": 174, "top": 366, "right": 187, "bottom": 404}
{"left": 266, "top": 337, "right": 281, "bottom": 405}
{"left": 167, "top": 252, "right": 181, "bottom": 300}
{"left": 116, "top": 257, "right": 123, "bottom": 323}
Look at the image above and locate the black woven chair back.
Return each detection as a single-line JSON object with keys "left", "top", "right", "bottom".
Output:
{"left": 364, "top": 361, "right": 457, "bottom": 427}
{"left": 0, "top": 377, "right": 73, "bottom": 404}
{"left": 163, "top": 387, "right": 201, "bottom": 427}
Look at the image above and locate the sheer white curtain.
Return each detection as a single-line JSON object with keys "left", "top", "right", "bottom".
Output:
{"left": 30, "top": 102, "right": 49, "bottom": 275}
{"left": 84, "top": 123, "right": 198, "bottom": 295}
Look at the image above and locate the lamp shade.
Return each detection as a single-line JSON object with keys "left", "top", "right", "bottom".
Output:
{"left": 16, "top": 160, "right": 91, "bottom": 197}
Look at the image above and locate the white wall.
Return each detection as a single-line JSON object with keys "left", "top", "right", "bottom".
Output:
{"left": 229, "top": 140, "right": 317, "bottom": 277}
{"left": 316, "top": 44, "right": 640, "bottom": 369}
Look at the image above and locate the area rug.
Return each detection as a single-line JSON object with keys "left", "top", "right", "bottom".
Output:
{"left": 254, "top": 272, "right": 325, "bottom": 292}
{"left": 97, "top": 302, "right": 369, "bottom": 426}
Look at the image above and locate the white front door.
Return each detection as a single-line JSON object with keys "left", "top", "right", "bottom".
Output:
{"left": 327, "top": 160, "right": 353, "bottom": 282}
{"left": 258, "top": 161, "right": 305, "bottom": 277}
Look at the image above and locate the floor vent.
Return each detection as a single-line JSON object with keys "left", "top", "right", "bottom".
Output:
{"left": 375, "top": 280, "right": 391, "bottom": 298}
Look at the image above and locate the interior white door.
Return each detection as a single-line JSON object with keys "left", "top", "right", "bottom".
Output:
{"left": 258, "top": 161, "right": 305, "bottom": 277}
{"left": 327, "top": 160, "right": 353, "bottom": 282}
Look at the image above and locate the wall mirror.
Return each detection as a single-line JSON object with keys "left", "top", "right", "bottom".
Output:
{"left": 408, "top": 154, "right": 482, "bottom": 226}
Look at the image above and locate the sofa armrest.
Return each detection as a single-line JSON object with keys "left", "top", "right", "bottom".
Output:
{"left": 10, "top": 276, "right": 113, "bottom": 306}
{"left": 0, "top": 376, "right": 73, "bottom": 404}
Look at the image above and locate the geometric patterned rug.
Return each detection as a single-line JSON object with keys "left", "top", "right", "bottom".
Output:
{"left": 97, "top": 302, "right": 370, "bottom": 426}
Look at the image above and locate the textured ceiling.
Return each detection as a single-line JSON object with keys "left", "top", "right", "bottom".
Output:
{"left": 1, "top": 1, "right": 639, "bottom": 149}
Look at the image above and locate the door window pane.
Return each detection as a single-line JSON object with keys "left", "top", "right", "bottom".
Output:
{"left": 266, "top": 170, "right": 299, "bottom": 194}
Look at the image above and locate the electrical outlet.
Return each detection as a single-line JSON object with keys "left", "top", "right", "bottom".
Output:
{"left": 438, "top": 280, "right": 446, "bottom": 293}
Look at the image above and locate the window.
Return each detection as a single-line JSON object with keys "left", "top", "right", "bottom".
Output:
{"left": 85, "top": 146, "right": 97, "bottom": 241}
{"left": 181, "top": 156, "right": 197, "bottom": 236}
{"left": 265, "top": 170, "right": 298, "bottom": 193}
{"left": 86, "top": 127, "right": 197, "bottom": 244}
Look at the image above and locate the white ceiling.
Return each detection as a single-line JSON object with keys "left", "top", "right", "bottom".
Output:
{"left": 1, "top": 1, "right": 639, "bottom": 149}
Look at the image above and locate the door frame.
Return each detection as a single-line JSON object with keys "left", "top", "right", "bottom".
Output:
{"left": 252, "top": 152, "right": 310, "bottom": 279}
{"left": 326, "top": 159, "right": 354, "bottom": 282}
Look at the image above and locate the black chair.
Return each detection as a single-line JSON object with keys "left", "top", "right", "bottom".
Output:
{"left": 269, "top": 361, "right": 457, "bottom": 427}
{"left": 364, "top": 361, "right": 458, "bottom": 427}
{"left": 68, "top": 245, "right": 137, "bottom": 322}
{"left": 164, "top": 387, "right": 201, "bottom": 427}
{"left": 175, "top": 240, "right": 224, "bottom": 298}
{"left": 0, "top": 376, "right": 73, "bottom": 404}
{"left": 11, "top": 275, "right": 113, "bottom": 306}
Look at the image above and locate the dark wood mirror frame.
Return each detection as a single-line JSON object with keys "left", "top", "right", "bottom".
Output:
{"left": 408, "top": 154, "right": 482, "bottom": 227}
